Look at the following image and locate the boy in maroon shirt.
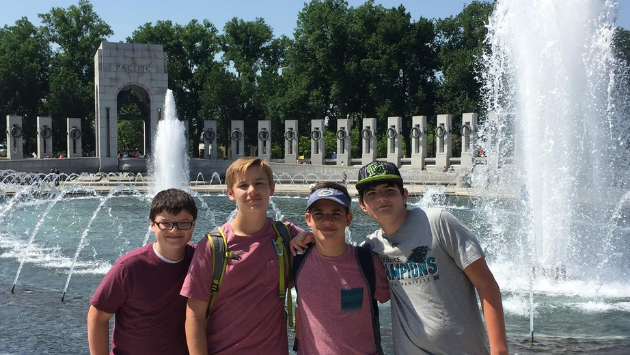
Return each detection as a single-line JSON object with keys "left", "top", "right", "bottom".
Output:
{"left": 88, "top": 188, "right": 198, "bottom": 355}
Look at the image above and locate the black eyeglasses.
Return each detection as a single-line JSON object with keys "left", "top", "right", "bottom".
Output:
{"left": 153, "top": 220, "right": 195, "bottom": 230}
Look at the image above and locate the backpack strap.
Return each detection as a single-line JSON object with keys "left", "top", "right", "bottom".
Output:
{"left": 271, "top": 221, "right": 294, "bottom": 327}
{"left": 355, "top": 245, "right": 383, "bottom": 355}
{"left": 291, "top": 247, "right": 312, "bottom": 292}
{"left": 205, "top": 227, "right": 239, "bottom": 321}
{"left": 291, "top": 246, "right": 312, "bottom": 352}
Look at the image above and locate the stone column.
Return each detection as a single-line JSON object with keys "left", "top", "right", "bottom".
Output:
{"left": 310, "top": 119, "right": 324, "bottom": 165}
{"left": 230, "top": 120, "right": 244, "bottom": 159}
{"left": 67, "top": 118, "right": 83, "bottom": 158}
{"left": 361, "top": 118, "right": 377, "bottom": 166}
{"left": 460, "top": 113, "right": 478, "bottom": 170}
{"left": 284, "top": 120, "right": 298, "bottom": 163}
{"left": 435, "top": 114, "right": 453, "bottom": 170}
{"left": 386, "top": 116, "right": 402, "bottom": 167}
{"left": 258, "top": 120, "right": 272, "bottom": 161}
{"left": 6, "top": 115, "right": 23, "bottom": 160}
{"left": 37, "top": 116, "right": 53, "bottom": 159}
{"left": 410, "top": 115, "right": 427, "bottom": 170}
{"left": 336, "top": 119, "right": 351, "bottom": 166}
{"left": 203, "top": 120, "right": 217, "bottom": 159}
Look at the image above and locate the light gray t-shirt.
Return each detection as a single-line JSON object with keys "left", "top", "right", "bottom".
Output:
{"left": 364, "top": 208, "right": 489, "bottom": 355}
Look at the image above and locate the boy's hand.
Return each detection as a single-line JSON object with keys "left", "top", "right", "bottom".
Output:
{"left": 290, "top": 231, "right": 315, "bottom": 256}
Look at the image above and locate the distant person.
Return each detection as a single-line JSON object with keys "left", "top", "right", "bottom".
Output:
{"left": 182, "top": 157, "right": 305, "bottom": 354}
{"left": 449, "top": 166, "right": 455, "bottom": 172}
{"left": 292, "top": 182, "right": 390, "bottom": 354}
{"left": 59, "top": 153, "right": 65, "bottom": 159}
{"left": 341, "top": 160, "right": 345, "bottom": 166}
{"left": 342, "top": 171, "right": 348, "bottom": 186}
{"left": 442, "top": 166, "right": 448, "bottom": 172}
{"left": 421, "top": 165, "right": 427, "bottom": 171}
{"left": 331, "top": 152, "right": 337, "bottom": 160}
{"left": 88, "top": 188, "right": 198, "bottom": 355}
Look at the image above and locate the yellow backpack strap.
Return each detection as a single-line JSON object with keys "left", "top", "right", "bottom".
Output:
{"left": 206, "top": 227, "right": 238, "bottom": 322}
{"left": 272, "top": 221, "right": 294, "bottom": 327}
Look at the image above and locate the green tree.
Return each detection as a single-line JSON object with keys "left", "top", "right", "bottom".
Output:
{"left": 39, "top": 0, "right": 113, "bottom": 153}
{"left": 285, "top": 0, "right": 353, "bottom": 122}
{"left": 614, "top": 27, "right": 630, "bottom": 64}
{"left": 0, "top": 18, "right": 50, "bottom": 153}
{"left": 221, "top": 18, "right": 287, "bottom": 151}
{"left": 129, "top": 19, "right": 221, "bottom": 156}
{"left": 434, "top": 0, "right": 493, "bottom": 117}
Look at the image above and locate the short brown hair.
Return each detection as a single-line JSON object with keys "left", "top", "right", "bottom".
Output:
{"left": 225, "top": 157, "right": 274, "bottom": 188}
{"left": 149, "top": 188, "right": 198, "bottom": 220}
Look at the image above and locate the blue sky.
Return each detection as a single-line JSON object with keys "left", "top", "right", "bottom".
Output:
{"left": 1, "top": 0, "right": 629, "bottom": 41}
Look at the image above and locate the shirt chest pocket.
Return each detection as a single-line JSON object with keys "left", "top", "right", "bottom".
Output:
{"left": 340, "top": 287, "right": 364, "bottom": 312}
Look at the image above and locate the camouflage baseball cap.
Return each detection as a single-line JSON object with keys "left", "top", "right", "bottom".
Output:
{"left": 356, "top": 161, "right": 403, "bottom": 195}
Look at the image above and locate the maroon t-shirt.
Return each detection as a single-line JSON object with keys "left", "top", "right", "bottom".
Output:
{"left": 91, "top": 242, "right": 194, "bottom": 355}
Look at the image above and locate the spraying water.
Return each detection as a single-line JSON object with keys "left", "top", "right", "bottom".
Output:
{"left": 149, "top": 89, "right": 190, "bottom": 194}
{"left": 477, "top": 0, "right": 630, "bottom": 300}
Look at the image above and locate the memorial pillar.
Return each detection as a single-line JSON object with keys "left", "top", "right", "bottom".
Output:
{"left": 230, "top": 120, "right": 244, "bottom": 159}
{"left": 460, "top": 113, "right": 478, "bottom": 170}
{"left": 435, "top": 114, "right": 453, "bottom": 170}
{"left": 257, "top": 120, "right": 271, "bottom": 161}
{"left": 67, "top": 118, "right": 83, "bottom": 158}
{"left": 6, "top": 115, "right": 23, "bottom": 160}
{"left": 203, "top": 120, "right": 217, "bottom": 159}
{"left": 310, "top": 119, "right": 324, "bottom": 165}
{"left": 410, "top": 115, "right": 427, "bottom": 170}
{"left": 335, "top": 119, "right": 351, "bottom": 166}
{"left": 386, "top": 116, "right": 402, "bottom": 167}
{"left": 37, "top": 116, "right": 54, "bottom": 159}
{"left": 361, "top": 118, "right": 377, "bottom": 166}
{"left": 283, "top": 120, "right": 298, "bottom": 163}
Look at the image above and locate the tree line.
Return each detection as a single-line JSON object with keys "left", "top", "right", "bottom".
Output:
{"left": 1, "top": 0, "right": 629, "bottom": 159}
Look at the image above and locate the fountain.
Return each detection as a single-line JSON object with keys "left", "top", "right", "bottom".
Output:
{"left": 149, "top": 89, "right": 190, "bottom": 194}
{"left": 475, "top": 0, "right": 630, "bottom": 349}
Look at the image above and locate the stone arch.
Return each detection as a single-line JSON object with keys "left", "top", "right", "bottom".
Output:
{"left": 94, "top": 42, "right": 168, "bottom": 172}
{"left": 116, "top": 84, "right": 152, "bottom": 156}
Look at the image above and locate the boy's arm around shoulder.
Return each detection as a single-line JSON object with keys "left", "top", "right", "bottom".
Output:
{"left": 372, "top": 252, "right": 390, "bottom": 303}
{"left": 464, "top": 258, "right": 509, "bottom": 355}
{"left": 87, "top": 305, "right": 113, "bottom": 355}
{"left": 284, "top": 220, "right": 304, "bottom": 238}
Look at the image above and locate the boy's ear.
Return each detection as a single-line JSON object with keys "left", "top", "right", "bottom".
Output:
{"left": 358, "top": 199, "right": 368, "bottom": 212}
{"left": 270, "top": 183, "right": 275, "bottom": 196}
{"left": 226, "top": 187, "right": 235, "bottom": 201}
{"left": 345, "top": 212, "right": 353, "bottom": 226}
{"left": 402, "top": 188, "right": 409, "bottom": 204}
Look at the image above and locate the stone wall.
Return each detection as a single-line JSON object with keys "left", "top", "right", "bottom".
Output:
{"left": 0, "top": 158, "right": 100, "bottom": 174}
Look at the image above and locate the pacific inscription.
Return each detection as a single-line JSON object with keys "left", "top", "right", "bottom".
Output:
{"left": 115, "top": 64, "right": 153, "bottom": 72}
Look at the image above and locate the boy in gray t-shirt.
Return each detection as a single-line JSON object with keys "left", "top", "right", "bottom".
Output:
{"left": 355, "top": 161, "right": 508, "bottom": 355}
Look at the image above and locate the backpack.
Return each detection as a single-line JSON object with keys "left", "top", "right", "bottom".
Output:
{"left": 291, "top": 245, "right": 383, "bottom": 355}
{"left": 204, "top": 220, "right": 294, "bottom": 326}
